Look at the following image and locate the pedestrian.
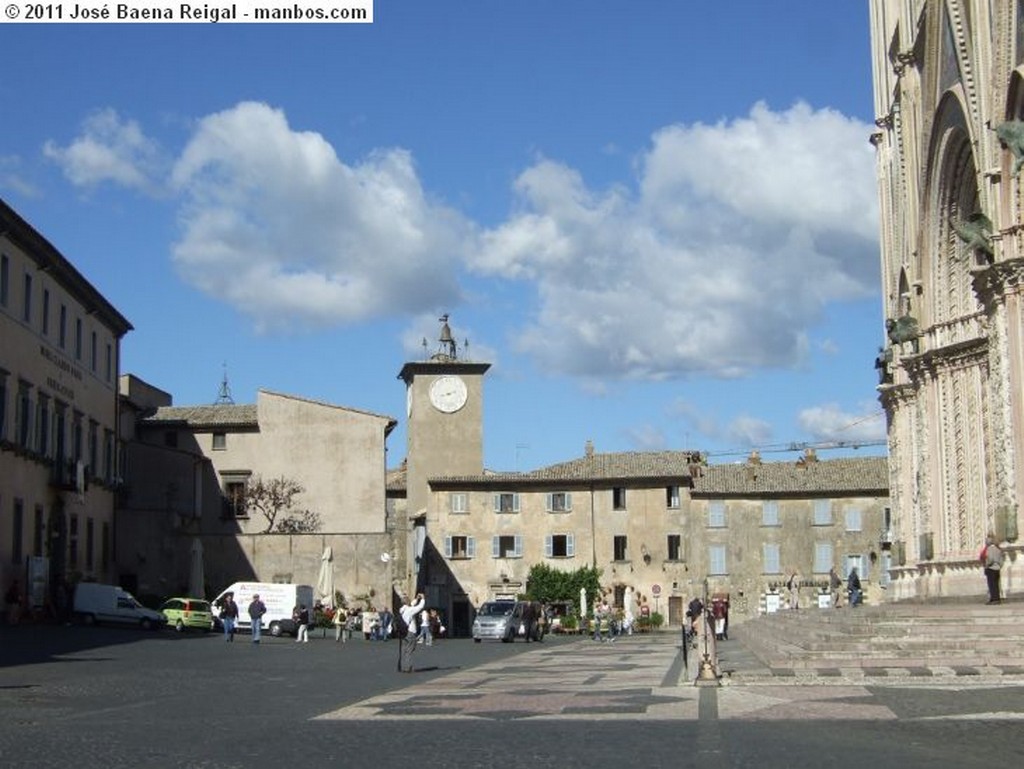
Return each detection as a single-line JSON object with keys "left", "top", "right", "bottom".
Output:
{"left": 398, "top": 592, "right": 426, "bottom": 673}
{"left": 334, "top": 606, "right": 348, "bottom": 642}
{"left": 54, "top": 577, "right": 70, "bottom": 625}
{"left": 248, "top": 594, "right": 266, "bottom": 644}
{"left": 293, "top": 604, "right": 309, "bottom": 643}
{"left": 379, "top": 606, "right": 393, "bottom": 641}
{"left": 220, "top": 592, "right": 238, "bottom": 641}
{"left": 829, "top": 567, "right": 843, "bottom": 608}
{"left": 981, "top": 533, "right": 1004, "bottom": 604}
{"left": 523, "top": 601, "right": 537, "bottom": 643}
{"left": 847, "top": 568, "right": 863, "bottom": 607}
{"left": 787, "top": 571, "right": 800, "bottom": 610}
{"left": 5, "top": 579, "right": 22, "bottom": 625}
{"left": 417, "top": 608, "right": 433, "bottom": 646}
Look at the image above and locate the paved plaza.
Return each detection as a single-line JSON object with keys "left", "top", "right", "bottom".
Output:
{"left": 1, "top": 624, "right": 1022, "bottom": 767}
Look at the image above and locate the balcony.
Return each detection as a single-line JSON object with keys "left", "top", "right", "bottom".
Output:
{"left": 51, "top": 458, "right": 86, "bottom": 492}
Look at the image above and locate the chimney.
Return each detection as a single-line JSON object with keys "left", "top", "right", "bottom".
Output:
{"left": 585, "top": 439, "right": 594, "bottom": 458}
{"left": 747, "top": 450, "right": 761, "bottom": 465}
{"left": 803, "top": 448, "right": 818, "bottom": 463}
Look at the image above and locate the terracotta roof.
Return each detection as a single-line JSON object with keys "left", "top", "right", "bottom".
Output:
{"left": 692, "top": 456, "right": 889, "bottom": 497}
{"left": 143, "top": 405, "right": 258, "bottom": 429}
{"left": 430, "top": 450, "right": 699, "bottom": 487}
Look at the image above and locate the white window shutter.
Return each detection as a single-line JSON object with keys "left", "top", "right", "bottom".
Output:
{"left": 467, "top": 537, "right": 476, "bottom": 558}
{"left": 545, "top": 493, "right": 553, "bottom": 511}
{"left": 444, "top": 536, "right": 452, "bottom": 558}
{"left": 492, "top": 536, "right": 500, "bottom": 558}
{"left": 567, "top": 533, "right": 575, "bottom": 557}
{"left": 565, "top": 492, "right": 572, "bottom": 511}
{"left": 544, "top": 535, "right": 553, "bottom": 557}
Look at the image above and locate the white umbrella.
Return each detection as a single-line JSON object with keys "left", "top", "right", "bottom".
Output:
{"left": 188, "top": 538, "right": 205, "bottom": 598}
{"left": 316, "top": 546, "right": 334, "bottom": 609}
{"left": 624, "top": 586, "right": 635, "bottom": 621}
{"left": 579, "top": 587, "right": 587, "bottom": 618}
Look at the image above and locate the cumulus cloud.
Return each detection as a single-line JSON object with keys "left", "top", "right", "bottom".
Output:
{"left": 44, "top": 109, "right": 164, "bottom": 192}
{"left": 169, "top": 102, "right": 470, "bottom": 330}
{"left": 797, "top": 403, "right": 886, "bottom": 444}
{"left": 724, "top": 415, "right": 774, "bottom": 447}
{"left": 473, "top": 101, "right": 878, "bottom": 380}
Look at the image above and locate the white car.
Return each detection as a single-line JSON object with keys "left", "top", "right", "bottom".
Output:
{"left": 471, "top": 600, "right": 515, "bottom": 642}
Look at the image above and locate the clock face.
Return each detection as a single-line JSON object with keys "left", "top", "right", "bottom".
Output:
{"left": 429, "top": 375, "right": 468, "bottom": 413}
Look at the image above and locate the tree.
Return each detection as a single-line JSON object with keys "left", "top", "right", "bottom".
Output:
{"left": 241, "top": 475, "right": 322, "bottom": 534}
{"left": 524, "top": 563, "right": 602, "bottom": 605}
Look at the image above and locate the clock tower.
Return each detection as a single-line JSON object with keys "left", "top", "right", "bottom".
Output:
{"left": 398, "top": 315, "right": 490, "bottom": 520}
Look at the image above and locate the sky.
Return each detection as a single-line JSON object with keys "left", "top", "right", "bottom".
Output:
{"left": 1, "top": 2, "right": 888, "bottom": 472}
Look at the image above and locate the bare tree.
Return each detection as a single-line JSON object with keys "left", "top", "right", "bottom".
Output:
{"left": 242, "top": 476, "right": 322, "bottom": 534}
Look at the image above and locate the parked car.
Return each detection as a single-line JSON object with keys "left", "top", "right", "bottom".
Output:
{"left": 160, "top": 597, "right": 214, "bottom": 632}
{"left": 472, "top": 600, "right": 515, "bottom": 642}
{"left": 73, "top": 583, "right": 166, "bottom": 630}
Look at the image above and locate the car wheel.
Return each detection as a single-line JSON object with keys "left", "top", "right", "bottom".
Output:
{"left": 82, "top": 613, "right": 96, "bottom": 626}
{"left": 175, "top": 619, "right": 185, "bottom": 633}
{"left": 474, "top": 638, "right": 481, "bottom": 643}
{"left": 269, "top": 622, "right": 282, "bottom": 637}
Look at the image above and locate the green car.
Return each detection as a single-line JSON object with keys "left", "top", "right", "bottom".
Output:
{"left": 160, "top": 597, "right": 214, "bottom": 632}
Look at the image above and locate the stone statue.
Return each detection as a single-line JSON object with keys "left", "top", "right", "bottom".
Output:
{"left": 995, "top": 120, "right": 1024, "bottom": 177}
{"left": 875, "top": 346, "right": 893, "bottom": 385}
{"left": 950, "top": 212, "right": 994, "bottom": 264}
{"left": 886, "top": 315, "right": 921, "bottom": 354}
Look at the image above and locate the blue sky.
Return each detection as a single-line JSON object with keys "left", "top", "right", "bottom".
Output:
{"left": 1, "top": 2, "right": 887, "bottom": 472}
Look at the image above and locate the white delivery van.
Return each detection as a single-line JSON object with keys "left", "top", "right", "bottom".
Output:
{"left": 73, "top": 583, "right": 166, "bottom": 630}
{"left": 211, "top": 582, "right": 314, "bottom": 637}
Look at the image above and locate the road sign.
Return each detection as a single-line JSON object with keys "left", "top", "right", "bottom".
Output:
{"left": 651, "top": 584, "right": 662, "bottom": 596}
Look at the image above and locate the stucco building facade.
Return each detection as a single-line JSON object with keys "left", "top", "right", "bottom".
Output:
{"left": 869, "top": 0, "right": 1022, "bottom": 598}
{"left": 0, "top": 199, "right": 132, "bottom": 608}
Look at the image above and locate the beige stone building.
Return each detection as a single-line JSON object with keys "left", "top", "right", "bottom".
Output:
{"left": 117, "top": 376, "right": 397, "bottom": 604}
{"left": 0, "top": 198, "right": 132, "bottom": 607}
{"left": 869, "top": 1, "right": 1022, "bottom": 598}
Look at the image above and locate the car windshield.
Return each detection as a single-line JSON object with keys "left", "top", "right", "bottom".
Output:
{"left": 478, "top": 602, "right": 513, "bottom": 617}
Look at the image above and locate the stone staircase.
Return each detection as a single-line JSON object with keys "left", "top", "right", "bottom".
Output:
{"left": 727, "top": 596, "right": 1024, "bottom": 675}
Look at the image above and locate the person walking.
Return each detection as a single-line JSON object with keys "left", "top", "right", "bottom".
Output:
{"left": 334, "top": 606, "right": 348, "bottom": 642}
{"left": 829, "top": 567, "right": 843, "bottom": 608}
{"left": 220, "top": 593, "right": 238, "bottom": 642}
{"left": 847, "top": 568, "right": 863, "bottom": 607}
{"left": 248, "top": 594, "right": 266, "bottom": 644}
{"left": 982, "top": 533, "right": 1004, "bottom": 604}
{"left": 294, "top": 604, "right": 310, "bottom": 643}
{"left": 398, "top": 593, "right": 426, "bottom": 673}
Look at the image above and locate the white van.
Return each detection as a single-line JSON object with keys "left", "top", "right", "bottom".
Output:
{"left": 211, "top": 582, "right": 315, "bottom": 637}
{"left": 73, "top": 583, "right": 166, "bottom": 630}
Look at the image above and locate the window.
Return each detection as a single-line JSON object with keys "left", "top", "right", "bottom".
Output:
{"left": 42, "top": 289, "right": 50, "bottom": 335}
{"left": 101, "top": 522, "right": 110, "bottom": 570}
{"left": 492, "top": 535, "right": 522, "bottom": 558}
{"left": 16, "top": 382, "right": 32, "bottom": 449}
{"left": 53, "top": 402, "right": 66, "bottom": 461}
{"left": 72, "top": 412, "right": 83, "bottom": 461}
{"left": 612, "top": 487, "right": 627, "bottom": 510}
{"left": 545, "top": 533, "right": 575, "bottom": 558}
{"left": 763, "top": 543, "right": 781, "bottom": 574}
{"left": 102, "top": 429, "right": 113, "bottom": 483}
{"left": 613, "top": 535, "right": 628, "bottom": 561}
{"left": 493, "top": 492, "right": 520, "bottom": 513}
{"left": 707, "top": 500, "right": 726, "bottom": 528}
{"left": 814, "top": 542, "right": 834, "bottom": 573}
{"left": 546, "top": 492, "right": 572, "bottom": 512}
{"left": 212, "top": 432, "right": 227, "bottom": 450}
{"left": 85, "top": 517, "right": 94, "bottom": 570}
{"left": 708, "top": 544, "right": 727, "bottom": 575}
{"left": 33, "top": 506, "right": 44, "bottom": 557}
{"left": 12, "top": 499, "right": 24, "bottom": 565}
{"left": 0, "top": 371, "right": 7, "bottom": 440}
{"left": 667, "top": 534, "right": 682, "bottom": 561}
{"left": 845, "top": 508, "right": 862, "bottom": 532}
{"left": 22, "top": 272, "right": 32, "bottom": 323}
{"left": 68, "top": 514, "right": 79, "bottom": 569}
{"left": 223, "top": 479, "right": 248, "bottom": 518}
{"left": 846, "top": 553, "right": 868, "bottom": 580}
{"left": 75, "top": 318, "right": 82, "bottom": 360}
{"left": 0, "top": 253, "right": 8, "bottom": 306}
{"left": 88, "top": 421, "right": 98, "bottom": 477}
{"left": 449, "top": 493, "right": 468, "bottom": 514}
{"left": 813, "top": 499, "right": 832, "bottom": 526}
{"left": 762, "top": 500, "right": 779, "bottom": 526}
{"left": 90, "top": 331, "right": 97, "bottom": 372}
{"left": 36, "top": 393, "right": 50, "bottom": 457}
{"left": 59, "top": 304, "right": 67, "bottom": 348}
{"left": 445, "top": 535, "right": 475, "bottom": 559}
{"left": 105, "top": 343, "right": 112, "bottom": 382}
{"left": 666, "top": 485, "right": 680, "bottom": 509}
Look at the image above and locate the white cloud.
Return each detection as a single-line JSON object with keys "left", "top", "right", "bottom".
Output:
{"left": 43, "top": 109, "right": 163, "bottom": 192}
{"left": 169, "top": 102, "right": 470, "bottom": 330}
{"left": 797, "top": 403, "right": 886, "bottom": 444}
{"left": 621, "top": 423, "right": 667, "bottom": 451}
{"left": 473, "top": 101, "right": 879, "bottom": 380}
{"left": 0, "top": 156, "right": 39, "bottom": 198}
{"left": 724, "top": 415, "right": 774, "bottom": 447}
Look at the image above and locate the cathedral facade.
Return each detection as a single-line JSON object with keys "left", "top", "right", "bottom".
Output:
{"left": 869, "top": 1, "right": 1022, "bottom": 597}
